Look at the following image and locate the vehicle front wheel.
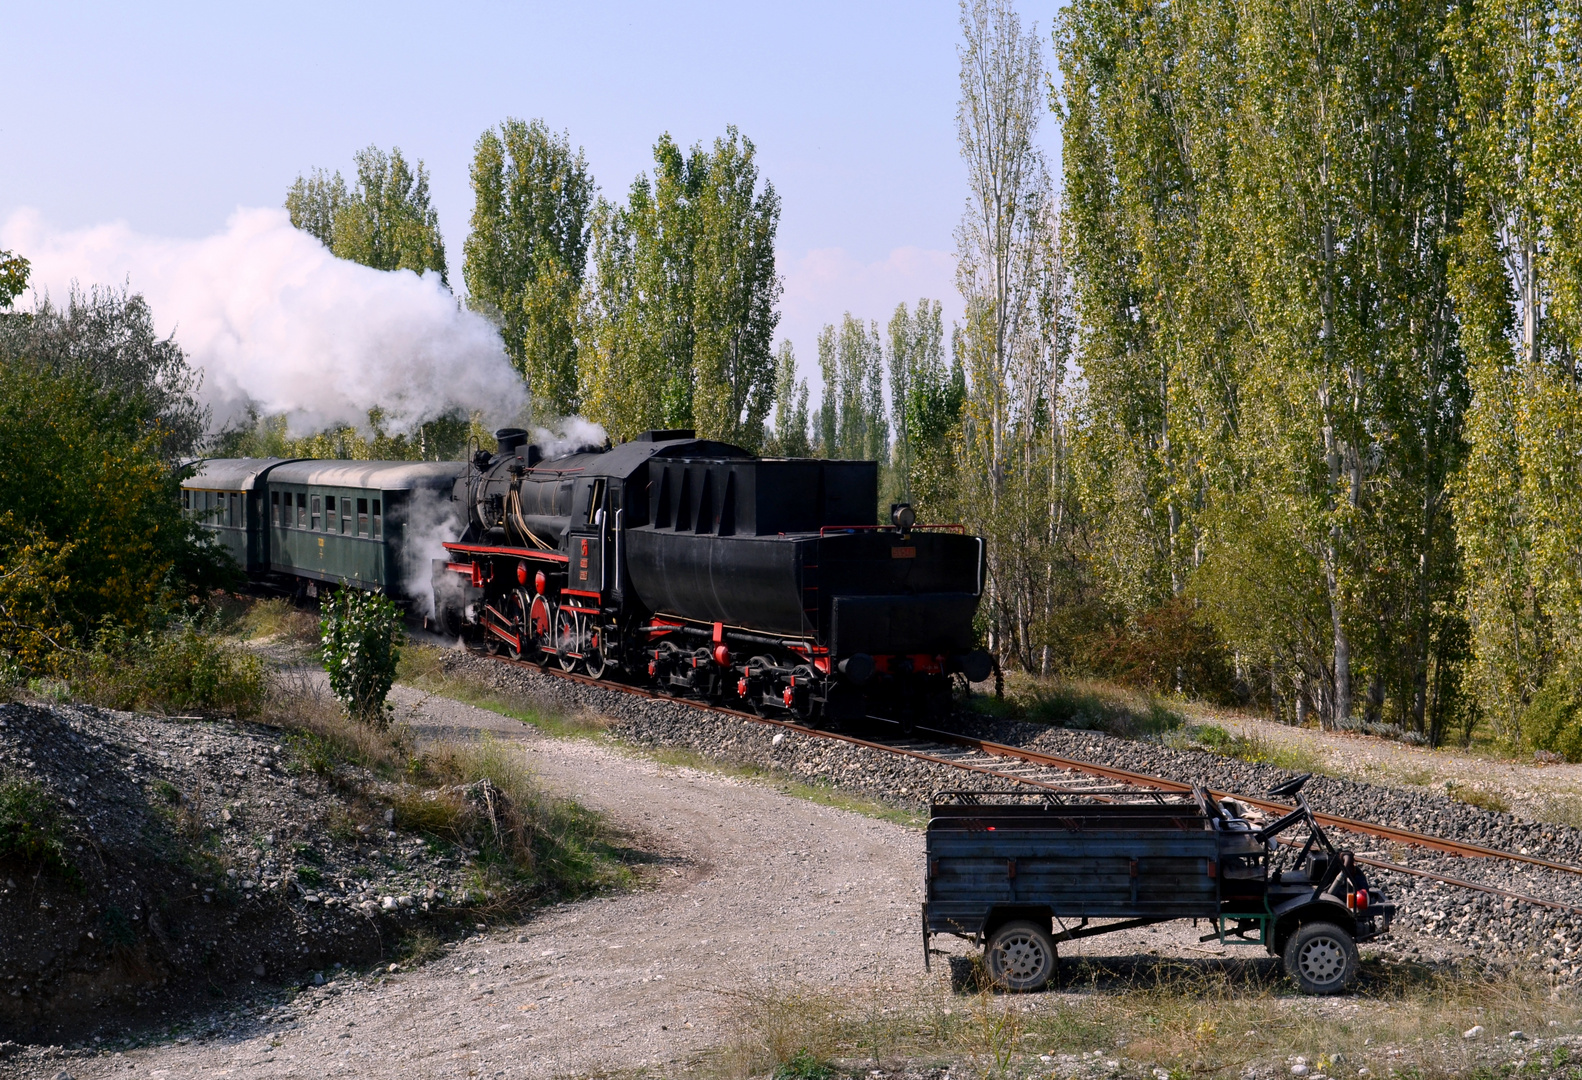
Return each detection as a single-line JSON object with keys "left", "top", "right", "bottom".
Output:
{"left": 1283, "top": 921, "right": 1359, "bottom": 995}
{"left": 984, "top": 920, "right": 1056, "bottom": 992}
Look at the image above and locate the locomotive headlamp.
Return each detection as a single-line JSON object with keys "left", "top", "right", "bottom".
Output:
{"left": 890, "top": 503, "right": 917, "bottom": 531}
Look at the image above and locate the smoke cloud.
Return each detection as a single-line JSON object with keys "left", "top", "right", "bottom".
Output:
{"left": 1, "top": 207, "right": 528, "bottom": 434}
{"left": 533, "top": 416, "right": 609, "bottom": 459}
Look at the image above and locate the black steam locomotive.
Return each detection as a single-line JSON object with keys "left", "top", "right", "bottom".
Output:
{"left": 434, "top": 428, "right": 991, "bottom": 726}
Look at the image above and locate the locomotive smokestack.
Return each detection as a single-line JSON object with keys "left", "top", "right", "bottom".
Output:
{"left": 495, "top": 428, "right": 529, "bottom": 456}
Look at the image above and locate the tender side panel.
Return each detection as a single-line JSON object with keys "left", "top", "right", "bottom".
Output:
{"left": 624, "top": 531, "right": 812, "bottom": 636}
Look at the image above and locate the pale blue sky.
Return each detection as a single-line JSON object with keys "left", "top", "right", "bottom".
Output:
{"left": 1, "top": 1, "right": 1060, "bottom": 394}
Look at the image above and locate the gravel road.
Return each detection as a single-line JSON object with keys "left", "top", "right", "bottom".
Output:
{"left": 15, "top": 685, "right": 1296, "bottom": 1080}
{"left": 21, "top": 692, "right": 940, "bottom": 1079}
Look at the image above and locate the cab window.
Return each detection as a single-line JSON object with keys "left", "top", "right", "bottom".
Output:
{"left": 587, "top": 479, "right": 606, "bottom": 524}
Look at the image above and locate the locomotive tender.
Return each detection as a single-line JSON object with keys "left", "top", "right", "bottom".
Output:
{"left": 434, "top": 428, "right": 993, "bottom": 725}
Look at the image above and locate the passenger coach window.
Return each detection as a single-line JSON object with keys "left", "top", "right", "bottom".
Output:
{"left": 372, "top": 499, "right": 382, "bottom": 539}
{"left": 341, "top": 497, "right": 351, "bottom": 534}
{"left": 325, "top": 497, "right": 337, "bottom": 532}
{"left": 311, "top": 495, "right": 321, "bottom": 530}
{"left": 271, "top": 492, "right": 280, "bottom": 526}
{"left": 296, "top": 493, "right": 307, "bottom": 528}
{"left": 229, "top": 493, "right": 238, "bottom": 526}
{"left": 357, "top": 498, "right": 368, "bottom": 536}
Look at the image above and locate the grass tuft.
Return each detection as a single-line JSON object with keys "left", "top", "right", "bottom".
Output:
{"left": 1166, "top": 722, "right": 1326, "bottom": 774}
{"left": 1445, "top": 781, "right": 1512, "bottom": 814}
{"left": 397, "top": 644, "right": 606, "bottom": 739}
{"left": 0, "top": 775, "right": 77, "bottom": 880}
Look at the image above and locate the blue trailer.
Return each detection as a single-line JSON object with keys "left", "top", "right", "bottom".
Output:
{"left": 922, "top": 775, "right": 1395, "bottom": 994}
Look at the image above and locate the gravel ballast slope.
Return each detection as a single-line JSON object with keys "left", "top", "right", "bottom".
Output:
{"left": 444, "top": 651, "right": 1582, "bottom": 976}
{"left": 0, "top": 702, "right": 483, "bottom": 1042}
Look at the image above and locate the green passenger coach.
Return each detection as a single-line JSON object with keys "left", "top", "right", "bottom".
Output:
{"left": 182, "top": 458, "right": 464, "bottom": 603}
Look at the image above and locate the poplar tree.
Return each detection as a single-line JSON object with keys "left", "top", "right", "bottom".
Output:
{"left": 463, "top": 119, "right": 593, "bottom": 417}
{"left": 767, "top": 341, "right": 811, "bottom": 456}
{"left": 581, "top": 129, "right": 781, "bottom": 449}
{"left": 1448, "top": 0, "right": 1582, "bottom": 749}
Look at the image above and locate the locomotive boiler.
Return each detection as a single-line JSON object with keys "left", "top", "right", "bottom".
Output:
{"left": 433, "top": 428, "right": 992, "bottom": 726}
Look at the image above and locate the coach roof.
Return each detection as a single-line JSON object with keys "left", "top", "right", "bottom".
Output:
{"left": 268, "top": 460, "right": 465, "bottom": 491}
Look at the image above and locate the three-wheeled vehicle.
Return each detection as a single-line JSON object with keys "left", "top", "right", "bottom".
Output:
{"left": 922, "top": 774, "right": 1394, "bottom": 994}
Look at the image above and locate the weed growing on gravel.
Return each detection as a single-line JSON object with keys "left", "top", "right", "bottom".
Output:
{"left": 397, "top": 644, "right": 605, "bottom": 738}
{"left": 980, "top": 673, "right": 1187, "bottom": 740}
{"left": 1445, "top": 781, "right": 1512, "bottom": 814}
{"left": 1168, "top": 723, "right": 1326, "bottom": 774}
{"left": 0, "top": 775, "right": 76, "bottom": 880}
{"left": 1532, "top": 792, "right": 1582, "bottom": 829}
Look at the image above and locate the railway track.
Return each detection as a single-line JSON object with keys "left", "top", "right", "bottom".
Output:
{"left": 480, "top": 651, "right": 1582, "bottom": 917}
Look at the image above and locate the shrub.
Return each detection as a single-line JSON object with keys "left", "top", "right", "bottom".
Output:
{"left": 1523, "top": 674, "right": 1582, "bottom": 762}
{"left": 320, "top": 587, "right": 404, "bottom": 725}
{"left": 1084, "top": 596, "right": 1238, "bottom": 703}
{"left": 69, "top": 622, "right": 267, "bottom": 716}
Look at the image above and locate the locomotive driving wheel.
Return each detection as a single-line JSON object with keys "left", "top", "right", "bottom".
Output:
{"left": 526, "top": 592, "right": 553, "bottom": 661}
{"left": 555, "top": 606, "right": 581, "bottom": 673}
{"left": 502, "top": 589, "right": 531, "bottom": 660}
{"left": 582, "top": 622, "right": 607, "bottom": 679}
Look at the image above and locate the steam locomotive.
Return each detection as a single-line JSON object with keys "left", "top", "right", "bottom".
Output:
{"left": 433, "top": 428, "right": 992, "bottom": 726}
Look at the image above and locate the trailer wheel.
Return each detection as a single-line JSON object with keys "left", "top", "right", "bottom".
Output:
{"left": 984, "top": 920, "right": 1056, "bottom": 992}
{"left": 1283, "top": 921, "right": 1358, "bottom": 995}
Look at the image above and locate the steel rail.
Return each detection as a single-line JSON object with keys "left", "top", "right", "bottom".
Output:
{"left": 468, "top": 650, "right": 1582, "bottom": 912}
{"left": 914, "top": 727, "right": 1582, "bottom": 878}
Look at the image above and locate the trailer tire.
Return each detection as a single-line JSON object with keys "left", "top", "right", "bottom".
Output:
{"left": 1283, "top": 921, "right": 1358, "bottom": 995}
{"left": 984, "top": 920, "right": 1056, "bottom": 992}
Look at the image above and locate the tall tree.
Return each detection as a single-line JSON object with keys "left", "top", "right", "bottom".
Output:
{"left": 463, "top": 119, "right": 593, "bottom": 418}
{"left": 887, "top": 299, "right": 946, "bottom": 501}
{"left": 816, "top": 314, "right": 888, "bottom": 461}
{"left": 767, "top": 340, "right": 811, "bottom": 456}
{"left": 284, "top": 168, "right": 346, "bottom": 249}
{"left": 1448, "top": 0, "right": 1582, "bottom": 748}
{"left": 333, "top": 146, "right": 448, "bottom": 283}
{"left": 957, "top": 0, "right": 1070, "bottom": 667}
{"left": 1, "top": 249, "right": 31, "bottom": 309}
{"left": 581, "top": 128, "right": 782, "bottom": 449}
{"left": 288, "top": 148, "right": 447, "bottom": 283}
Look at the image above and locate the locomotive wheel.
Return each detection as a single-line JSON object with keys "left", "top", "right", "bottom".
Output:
{"left": 555, "top": 607, "right": 580, "bottom": 673}
{"left": 503, "top": 589, "right": 531, "bottom": 660}
{"left": 527, "top": 593, "right": 553, "bottom": 658}
{"left": 583, "top": 623, "right": 607, "bottom": 679}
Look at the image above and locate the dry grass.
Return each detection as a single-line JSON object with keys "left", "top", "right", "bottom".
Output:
{"left": 976, "top": 670, "right": 1188, "bottom": 741}
{"left": 1165, "top": 722, "right": 1328, "bottom": 775}
{"left": 397, "top": 644, "right": 606, "bottom": 739}
{"left": 1445, "top": 781, "right": 1513, "bottom": 815}
{"left": 707, "top": 960, "right": 1582, "bottom": 1079}
{"left": 232, "top": 597, "right": 320, "bottom": 646}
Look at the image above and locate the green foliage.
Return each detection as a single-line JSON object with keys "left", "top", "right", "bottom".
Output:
{"left": 772, "top": 1050, "right": 836, "bottom": 1080}
{"left": 0, "top": 289, "right": 236, "bottom": 672}
{"left": 1055, "top": 0, "right": 1470, "bottom": 740}
{"left": 287, "top": 146, "right": 448, "bottom": 283}
{"left": 817, "top": 314, "right": 888, "bottom": 461}
{"left": 1085, "top": 597, "right": 1236, "bottom": 703}
{"left": 320, "top": 587, "right": 405, "bottom": 724}
{"left": 764, "top": 340, "right": 811, "bottom": 457}
{"left": 1521, "top": 673, "right": 1582, "bottom": 762}
{"left": 581, "top": 127, "right": 782, "bottom": 450}
{"left": 0, "top": 249, "right": 28, "bottom": 309}
{"left": 463, "top": 118, "right": 593, "bottom": 418}
{"left": 210, "top": 405, "right": 478, "bottom": 462}
{"left": 0, "top": 776, "right": 75, "bottom": 879}
{"left": 69, "top": 621, "right": 267, "bottom": 716}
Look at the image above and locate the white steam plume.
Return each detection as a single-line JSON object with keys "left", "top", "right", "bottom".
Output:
{"left": 532, "top": 416, "right": 609, "bottom": 459}
{"left": 1, "top": 207, "right": 528, "bottom": 434}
